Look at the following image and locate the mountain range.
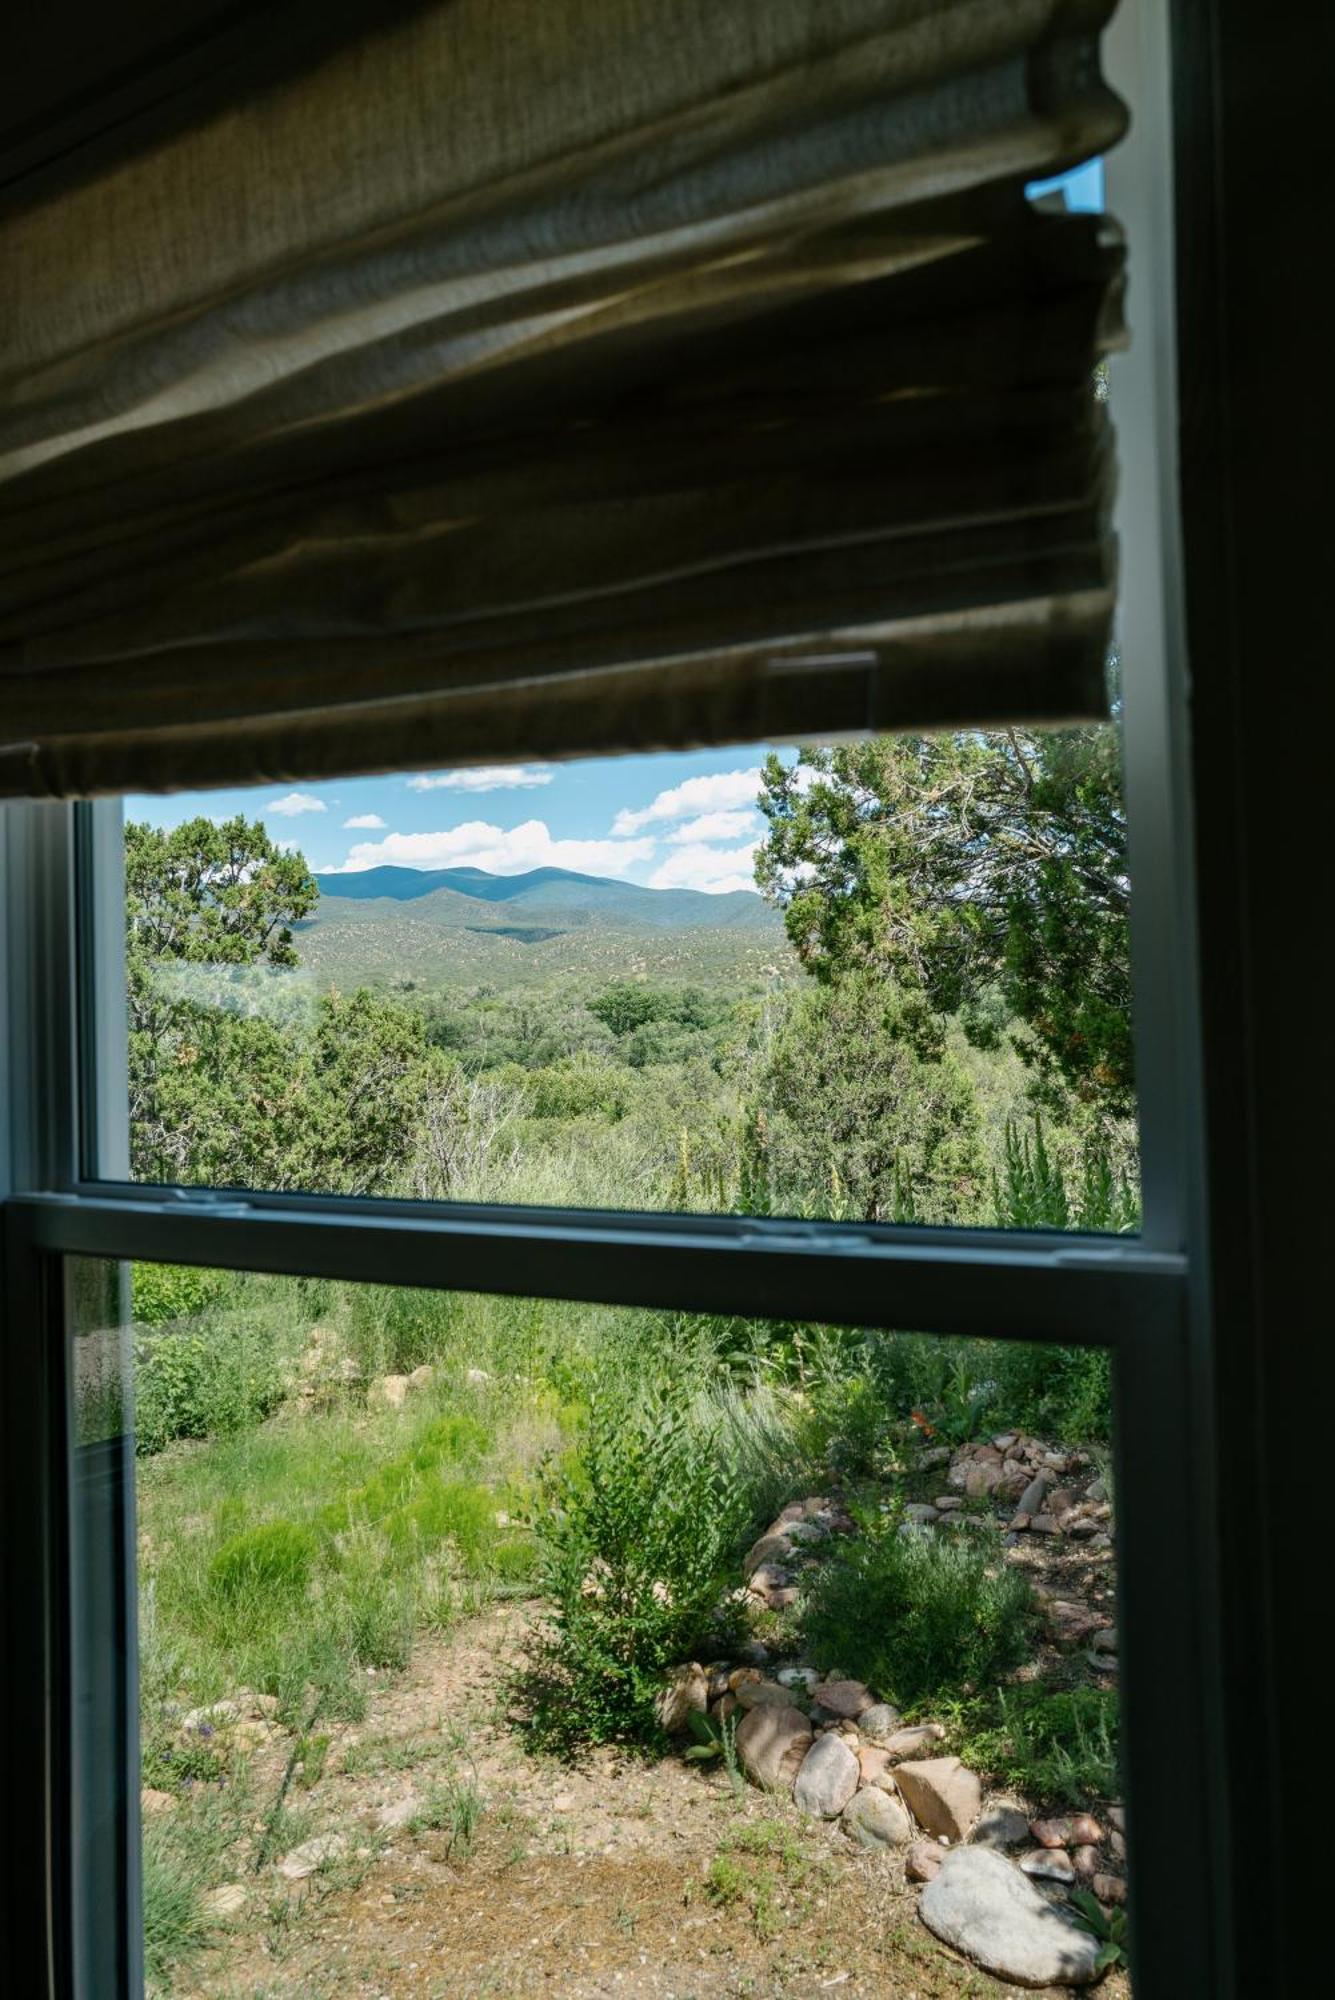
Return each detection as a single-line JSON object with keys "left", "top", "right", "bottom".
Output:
{"left": 300, "top": 864, "right": 787, "bottom": 988}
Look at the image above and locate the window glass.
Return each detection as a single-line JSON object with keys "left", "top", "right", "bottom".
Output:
{"left": 70, "top": 1257, "right": 1131, "bottom": 1993}
{"left": 115, "top": 725, "right": 1139, "bottom": 1230}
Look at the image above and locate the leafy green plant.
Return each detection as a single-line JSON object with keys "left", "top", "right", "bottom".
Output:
{"left": 132, "top": 1262, "right": 230, "bottom": 1326}
{"left": 804, "top": 1511, "right": 1034, "bottom": 1708}
{"left": 209, "top": 1521, "right": 318, "bottom": 1605}
{"left": 526, "top": 1380, "right": 751, "bottom": 1748}
{"left": 1071, "top": 1887, "right": 1130, "bottom": 1970}
{"left": 959, "top": 1683, "right": 1119, "bottom": 1804}
{"left": 134, "top": 1319, "right": 287, "bottom": 1456}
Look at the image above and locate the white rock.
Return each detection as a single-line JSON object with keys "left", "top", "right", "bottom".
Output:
{"left": 203, "top": 1882, "right": 247, "bottom": 1918}
{"left": 736, "top": 1703, "right": 813, "bottom": 1791}
{"left": 793, "top": 1733, "right": 860, "bottom": 1818}
{"left": 919, "top": 1847, "right": 1104, "bottom": 1987}
{"left": 278, "top": 1833, "right": 347, "bottom": 1881}
{"left": 842, "top": 1786, "right": 912, "bottom": 1849}
{"left": 893, "top": 1757, "right": 982, "bottom": 1842}
{"left": 375, "top": 1795, "right": 421, "bottom": 1830}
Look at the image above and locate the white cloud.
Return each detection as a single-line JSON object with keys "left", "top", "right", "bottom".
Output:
{"left": 648, "top": 839, "right": 761, "bottom": 895}
{"left": 408, "top": 766, "right": 552, "bottom": 794}
{"left": 664, "top": 809, "right": 759, "bottom": 846}
{"left": 274, "top": 837, "right": 302, "bottom": 854}
{"left": 613, "top": 766, "right": 762, "bottom": 835}
{"left": 327, "top": 819, "right": 655, "bottom": 879}
{"left": 267, "top": 791, "right": 326, "bottom": 817}
{"left": 342, "top": 812, "right": 386, "bottom": 829}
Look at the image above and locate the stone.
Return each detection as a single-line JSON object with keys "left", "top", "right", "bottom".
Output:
{"left": 1046, "top": 1601, "right": 1103, "bottom": 1645}
{"left": 655, "top": 1662, "right": 708, "bottom": 1733}
{"left": 1010, "top": 1512, "right": 1031, "bottom": 1531}
{"left": 1020, "top": 1846, "right": 1075, "bottom": 1884}
{"left": 1091, "top": 1625, "right": 1119, "bottom": 1655}
{"left": 970, "top": 1805, "right": 1030, "bottom": 1851}
{"left": 946, "top": 1457, "right": 972, "bottom": 1492}
{"left": 1016, "top": 1474, "right": 1049, "bottom": 1517}
{"left": 373, "top": 1374, "right": 409, "bottom": 1408}
{"left": 903, "top": 1503, "right": 940, "bottom": 1527}
{"left": 1108, "top": 1804, "right": 1126, "bottom": 1833}
{"left": 1029, "top": 1513, "right": 1061, "bottom": 1534}
{"left": 842, "top": 1785, "right": 912, "bottom": 1849}
{"left": 856, "top": 1745, "right": 896, "bottom": 1789}
{"left": 1093, "top": 1873, "right": 1127, "bottom": 1906}
{"left": 992, "top": 1434, "right": 1019, "bottom": 1451}
{"left": 812, "top": 1678, "right": 873, "bottom": 1718}
{"left": 711, "top": 1693, "right": 739, "bottom": 1722}
{"left": 934, "top": 1495, "right": 964, "bottom": 1512}
{"left": 918, "top": 1446, "right": 951, "bottom": 1470}
{"left": 735, "top": 1679, "right": 799, "bottom": 1712}
{"left": 1048, "top": 1487, "right": 1075, "bottom": 1517}
{"left": 856, "top": 1702, "right": 902, "bottom": 1743}
{"left": 706, "top": 1664, "right": 732, "bottom": 1700}
{"left": 881, "top": 1724, "right": 946, "bottom": 1761}
{"left": 743, "top": 1533, "right": 793, "bottom": 1577}
{"left": 278, "top": 1833, "right": 348, "bottom": 1881}
{"left": 1087, "top": 1477, "right": 1108, "bottom": 1502}
{"left": 793, "top": 1733, "right": 860, "bottom": 1818}
{"left": 965, "top": 1461, "right": 1003, "bottom": 1499}
{"left": 747, "top": 1562, "right": 796, "bottom": 1594}
{"left": 894, "top": 1757, "right": 982, "bottom": 1843}
{"left": 727, "top": 1667, "right": 763, "bottom": 1693}
{"left": 1111, "top": 1830, "right": 1127, "bottom": 1862}
{"left": 993, "top": 1471, "right": 1030, "bottom": 1505}
{"left": 1071, "top": 1845, "right": 1100, "bottom": 1880}
{"left": 736, "top": 1702, "right": 813, "bottom": 1792}
{"left": 375, "top": 1795, "right": 421, "bottom": 1830}
{"left": 1030, "top": 1813, "right": 1102, "bottom": 1849}
{"left": 203, "top": 1883, "right": 247, "bottom": 1918}
{"left": 406, "top": 1364, "right": 434, "bottom": 1392}
{"left": 777, "top": 1666, "right": 820, "bottom": 1691}
{"left": 140, "top": 1788, "right": 177, "bottom": 1816}
{"left": 918, "top": 1848, "right": 1104, "bottom": 1988}
{"left": 782, "top": 1520, "right": 827, "bottom": 1547}
{"left": 465, "top": 1367, "right": 491, "bottom": 1386}
{"left": 906, "top": 1839, "right": 947, "bottom": 1883}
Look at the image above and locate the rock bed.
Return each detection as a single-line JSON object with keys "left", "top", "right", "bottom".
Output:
{"left": 661, "top": 1438, "right": 1127, "bottom": 1988}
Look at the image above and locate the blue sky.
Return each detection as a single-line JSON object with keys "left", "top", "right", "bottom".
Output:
{"left": 128, "top": 743, "right": 789, "bottom": 894}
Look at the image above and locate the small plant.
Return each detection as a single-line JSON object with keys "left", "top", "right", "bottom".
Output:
{"left": 683, "top": 1708, "right": 744, "bottom": 1798}
{"left": 1070, "top": 1887, "right": 1130, "bottom": 1970}
{"left": 960, "top": 1683, "right": 1119, "bottom": 1804}
{"left": 704, "top": 1821, "right": 819, "bottom": 1942}
{"left": 803, "top": 1510, "right": 1034, "bottom": 1709}
{"left": 412, "top": 1776, "right": 485, "bottom": 1857}
{"left": 525, "top": 1378, "right": 750, "bottom": 1749}
{"left": 209, "top": 1520, "right": 318, "bottom": 1605}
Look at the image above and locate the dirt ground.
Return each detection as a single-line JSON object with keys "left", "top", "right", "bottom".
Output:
{"left": 173, "top": 1602, "right": 1131, "bottom": 2000}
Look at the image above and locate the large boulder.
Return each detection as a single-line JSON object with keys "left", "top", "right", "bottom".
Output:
{"left": 793, "top": 1733, "right": 860, "bottom": 1818}
{"left": 894, "top": 1757, "right": 982, "bottom": 1842}
{"left": 736, "top": 1703, "right": 813, "bottom": 1791}
{"left": 918, "top": 1847, "right": 1104, "bottom": 1987}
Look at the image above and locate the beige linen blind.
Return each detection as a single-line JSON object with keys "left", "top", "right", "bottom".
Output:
{"left": 0, "top": 0, "right": 1127, "bottom": 798}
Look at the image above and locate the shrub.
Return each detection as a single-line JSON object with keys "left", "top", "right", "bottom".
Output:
{"left": 804, "top": 1513, "right": 1034, "bottom": 1709}
{"left": 961, "top": 1683, "right": 1120, "bottom": 1804}
{"left": 527, "top": 1382, "right": 750, "bottom": 1748}
{"left": 209, "top": 1521, "right": 318, "bottom": 1605}
{"left": 132, "top": 1262, "right": 228, "bottom": 1326}
{"left": 134, "top": 1319, "right": 287, "bottom": 1456}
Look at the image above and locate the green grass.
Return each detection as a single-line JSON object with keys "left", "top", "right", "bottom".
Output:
{"left": 958, "top": 1683, "right": 1120, "bottom": 1805}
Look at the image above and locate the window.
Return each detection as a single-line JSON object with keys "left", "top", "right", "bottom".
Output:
{"left": 0, "top": 5, "right": 1234, "bottom": 1997}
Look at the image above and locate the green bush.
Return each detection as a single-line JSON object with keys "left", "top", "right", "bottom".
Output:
{"left": 527, "top": 1382, "right": 750, "bottom": 1748}
{"left": 804, "top": 1512, "right": 1034, "bottom": 1709}
{"left": 132, "top": 1262, "right": 228, "bottom": 1326}
{"left": 209, "top": 1521, "right": 318, "bottom": 1604}
{"left": 961, "top": 1683, "right": 1119, "bottom": 1804}
{"left": 134, "top": 1320, "right": 287, "bottom": 1456}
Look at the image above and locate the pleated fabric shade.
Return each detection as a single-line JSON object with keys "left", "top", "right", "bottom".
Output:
{"left": 0, "top": 0, "right": 1127, "bottom": 798}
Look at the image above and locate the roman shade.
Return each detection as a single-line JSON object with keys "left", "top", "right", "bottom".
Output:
{"left": 0, "top": 0, "right": 1127, "bottom": 798}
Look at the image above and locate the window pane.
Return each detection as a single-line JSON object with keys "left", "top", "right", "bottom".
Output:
{"left": 109, "top": 728, "right": 1139, "bottom": 1230}
{"left": 70, "top": 1259, "right": 1131, "bottom": 1994}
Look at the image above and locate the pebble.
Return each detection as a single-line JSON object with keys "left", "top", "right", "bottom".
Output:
{"left": 906, "top": 1839, "right": 947, "bottom": 1882}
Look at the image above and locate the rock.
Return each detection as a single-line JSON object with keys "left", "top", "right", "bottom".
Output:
{"left": 1010, "top": 1512, "right": 1031, "bottom": 1531}
{"left": 1108, "top": 1804, "right": 1126, "bottom": 1833}
{"left": 1093, "top": 1873, "right": 1127, "bottom": 1906}
{"left": 906, "top": 1839, "right": 947, "bottom": 1882}
{"left": 735, "top": 1679, "right": 799, "bottom": 1712}
{"left": 710, "top": 1693, "right": 739, "bottom": 1722}
{"left": 856, "top": 1745, "right": 896, "bottom": 1789}
{"left": 204, "top": 1882, "right": 247, "bottom": 1918}
{"left": 232, "top": 1719, "right": 276, "bottom": 1752}
{"left": 965, "top": 1461, "right": 1003, "bottom": 1499}
{"left": 140, "top": 1788, "right": 177, "bottom": 1816}
{"left": 881, "top": 1724, "right": 947, "bottom": 1761}
{"left": 373, "top": 1374, "right": 409, "bottom": 1408}
{"left": 465, "top": 1367, "right": 491, "bottom": 1386}
{"left": 904, "top": 1504, "right": 940, "bottom": 1528}
{"left": 1087, "top": 1477, "right": 1108, "bottom": 1502}
{"left": 278, "top": 1833, "right": 348, "bottom": 1881}
{"left": 1072, "top": 1845, "right": 1100, "bottom": 1880}
{"left": 970, "top": 1805, "right": 1030, "bottom": 1851}
{"left": 893, "top": 1757, "right": 982, "bottom": 1843}
{"left": 842, "top": 1785, "right": 912, "bottom": 1849}
{"left": 706, "top": 1664, "right": 732, "bottom": 1700}
{"left": 918, "top": 1445, "right": 951, "bottom": 1469}
{"left": 777, "top": 1666, "right": 820, "bottom": 1692}
{"left": 375, "top": 1795, "right": 421, "bottom": 1830}
{"left": 736, "top": 1703, "right": 813, "bottom": 1791}
{"left": 743, "top": 1533, "right": 793, "bottom": 1577}
{"left": 919, "top": 1847, "right": 1104, "bottom": 1987}
{"left": 794, "top": 1733, "right": 860, "bottom": 1818}
{"left": 406, "top": 1364, "right": 434, "bottom": 1391}
{"left": 1048, "top": 1487, "right": 1075, "bottom": 1517}
{"left": 1016, "top": 1474, "right": 1050, "bottom": 1517}
{"left": 1029, "top": 1513, "right": 1061, "bottom": 1534}
{"left": 856, "top": 1702, "right": 902, "bottom": 1743}
{"left": 946, "top": 1457, "right": 972, "bottom": 1492}
{"left": 1111, "top": 1830, "right": 1126, "bottom": 1862}
{"left": 727, "top": 1667, "right": 763, "bottom": 1693}
{"left": 1091, "top": 1625, "right": 1119, "bottom": 1655}
{"left": 1030, "top": 1814, "right": 1102, "bottom": 1849}
{"left": 812, "top": 1678, "right": 874, "bottom": 1718}
{"left": 1046, "top": 1601, "right": 1104, "bottom": 1645}
{"left": 656, "top": 1662, "right": 708, "bottom": 1734}
{"left": 782, "top": 1520, "right": 826, "bottom": 1547}
{"left": 934, "top": 1495, "right": 964, "bottom": 1512}
{"left": 992, "top": 1434, "right": 1019, "bottom": 1452}
{"left": 994, "top": 1471, "right": 1030, "bottom": 1505}
{"left": 1020, "top": 1846, "right": 1075, "bottom": 1884}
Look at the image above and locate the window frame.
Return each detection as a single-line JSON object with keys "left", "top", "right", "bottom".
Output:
{"left": 0, "top": 2, "right": 1236, "bottom": 1994}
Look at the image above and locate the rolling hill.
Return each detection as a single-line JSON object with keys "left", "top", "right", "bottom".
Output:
{"left": 298, "top": 865, "right": 791, "bottom": 989}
